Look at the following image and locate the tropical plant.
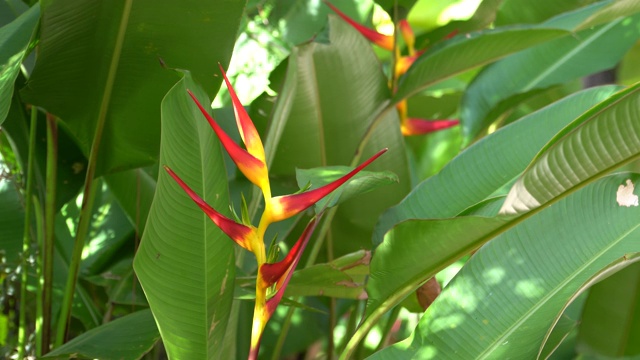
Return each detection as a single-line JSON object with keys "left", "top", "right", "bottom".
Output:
{"left": 2, "top": 0, "right": 640, "bottom": 359}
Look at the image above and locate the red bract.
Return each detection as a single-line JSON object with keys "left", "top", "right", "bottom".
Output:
{"left": 324, "top": 1, "right": 394, "bottom": 51}
{"left": 188, "top": 90, "right": 269, "bottom": 191}
{"left": 402, "top": 118, "right": 460, "bottom": 136}
{"left": 249, "top": 217, "right": 320, "bottom": 360}
{"left": 163, "top": 166, "right": 256, "bottom": 251}
{"left": 269, "top": 148, "right": 387, "bottom": 222}
{"left": 218, "top": 64, "right": 266, "bottom": 164}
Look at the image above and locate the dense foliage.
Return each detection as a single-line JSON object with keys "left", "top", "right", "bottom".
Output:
{"left": 2, "top": 0, "right": 640, "bottom": 359}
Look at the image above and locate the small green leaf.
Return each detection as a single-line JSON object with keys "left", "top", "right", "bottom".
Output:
{"left": 43, "top": 310, "right": 159, "bottom": 360}
{"left": 285, "top": 250, "right": 370, "bottom": 299}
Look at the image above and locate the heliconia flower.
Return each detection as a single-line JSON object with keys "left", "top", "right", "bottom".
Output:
{"left": 248, "top": 217, "right": 320, "bottom": 360}
{"left": 188, "top": 90, "right": 270, "bottom": 191}
{"left": 164, "top": 166, "right": 257, "bottom": 251}
{"left": 268, "top": 148, "right": 387, "bottom": 223}
{"left": 218, "top": 64, "right": 266, "bottom": 164}
{"left": 325, "top": 1, "right": 394, "bottom": 51}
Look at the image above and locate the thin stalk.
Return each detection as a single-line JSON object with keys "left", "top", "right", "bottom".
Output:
{"left": 17, "top": 106, "right": 38, "bottom": 358}
{"left": 375, "top": 305, "right": 401, "bottom": 351}
{"left": 41, "top": 113, "right": 57, "bottom": 354}
{"left": 326, "top": 231, "right": 336, "bottom": 360}
{"left": 54, "top": 0, "right": 133, "bottom": 346}
{"left": 33, "top": 197, "right": 44, "bottom": 356}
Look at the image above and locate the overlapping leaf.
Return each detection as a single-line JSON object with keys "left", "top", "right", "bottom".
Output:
{"left": 461, "top": 7, "right": 640, "bottom": 142}
{"left": 133, "top": 72, "right": 235, "bottom": 359}
{"left": 371, "top": 173, "right": 640, "bottom": 359}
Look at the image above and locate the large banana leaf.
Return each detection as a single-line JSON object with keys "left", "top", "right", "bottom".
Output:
{"left": 0, "top": 3, "right": 38, "bottom": 125}
{"left": 370, "top": 173, "right": 640, "bottom": 359}
{"left": 576, "top": 261, "right": 640, "bottom": 357}
{"left": 392, "top": 26, "right": 568, "bottom": 102}
{"left": 461, "top": 8, "right": 640, "bottom": 142}
{"left": 352, "top": 83, "right": 640, "bottom": 357}
{"left": 268, "top": 16, "right": 411, "bottom": 255}
{"left": 21, "top": 0, "right": 245, "bottom": 174}
{"left": 373, "top": 85, "right": 620, "bottom": 246}
{"left": 501, "top": 83, "right": 640, "bottom": 214}
{"left": 133, "top": 72, "right": 235, "bottom": 359}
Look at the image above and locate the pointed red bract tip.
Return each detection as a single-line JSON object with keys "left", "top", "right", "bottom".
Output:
{"left": 164, "top": 165, "right": 254, "bottom": 250}
{"left": 187, "top": 90, "right": 268, "bottom": 189}
{"left": 269, "top": 149, "right": 387, "bottom": 222}
{"left": 217, "top": 64, "right": 266, "bottom": 163}
{"left": 401, "top": 119, "right": 460, "bottom": 136}
{"left": 325, "top": 1, "right": 394, "bottom": 51}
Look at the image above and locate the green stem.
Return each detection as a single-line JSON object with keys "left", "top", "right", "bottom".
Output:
{"left": 41, "top": 113, "right": 57, "bottom": 354}
{"left": 376, "top": 305, "right": 401, "bottom": 351}
{"left": 17, "top": 106, "right": 38, "bottom": 358}
{"left": 33, "top": 197, "right": 44, "bottom": 356}
{"left": 54, "top": 0, "right": 133, "bottom": 347}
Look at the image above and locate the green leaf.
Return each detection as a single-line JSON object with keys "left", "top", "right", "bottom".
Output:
{"left": 461, "top": 12, "right": 640, "bottom": 142}
{"left": 495, "top": 0, "right": 602, "bottom": 26}
{"left": 0, "top": 3, "right": 38, "bottom": 125}
{"left": 268, "top": 16, "right": 411, "bottom": 255}
{"left": 374, "top": 85, "right": 620, "bottom": 246}
{"left": 0, "top": 171, "right": 24, "bottom": 264}
{"left": 133, "top": 72, "right": 235, "bottom": 359}
{"left": 392, "top": 26, "right": 569, "bottom": 102}
{"left": 21, "top": 0, "right": 245, "bottom": 174}
{"left": 501, "top": 82, "right": 640, "bottom": 215}
{"left": 370, "top": 173, "right": 640, "bottom": 360}
{"left": 577, "top": 261, "right": 640, "bottom": 357}
{"left": 285, "top": 250, "right": 370, "bottom": 299}
{"left": 43, "top": 309, "right": 159, "bottom": 360}
{"left": 349, "top": 84, "right": 634, "bottom": 357}
{"left": 104, "top": 167, "right": 156, "bottom": 233}
{"left": 577, "top": 0, "right": 640, "bottom": 30}
{"left": 295, "top": 166, "right": 398, "bottom": 211}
